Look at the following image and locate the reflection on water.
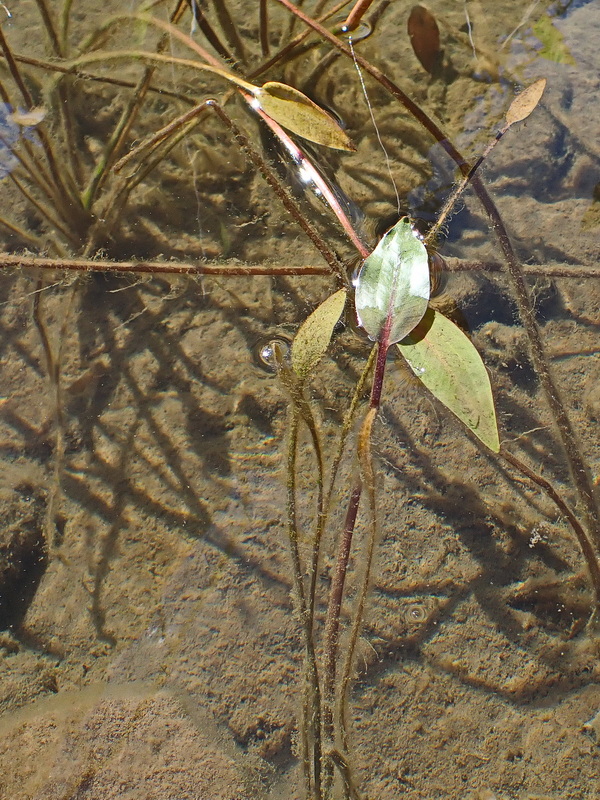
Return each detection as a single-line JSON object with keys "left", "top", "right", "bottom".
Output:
{"left": 0, "top": 104, "right": 42, "bottom": 179}
{"left": 0, "top": 1, "right": 599, "bottom": 799}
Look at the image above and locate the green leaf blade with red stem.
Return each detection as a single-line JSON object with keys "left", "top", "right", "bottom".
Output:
{"left": 354, "top": 217, "right": 430, "bottom": 349}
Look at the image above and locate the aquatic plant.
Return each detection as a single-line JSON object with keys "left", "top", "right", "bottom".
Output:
{"left": 0, "top": 1, "right": 599, "bottom": 798}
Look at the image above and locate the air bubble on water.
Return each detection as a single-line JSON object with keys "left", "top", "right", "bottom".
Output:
{"left": 253, "top": 336, "right": 291, "bottom": 373}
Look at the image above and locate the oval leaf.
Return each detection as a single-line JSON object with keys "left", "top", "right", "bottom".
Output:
{"left": 505, "top": 78, "right": 546, "bottom": 127}
{"left": 398, "top": 308, "right": 499, "bottom": 451}
{"left": 292, "top": 289, "right": 347, "bottom": 379}
{"left": 255, "top": 82, "right": 355, "bottom": 151}
{"left": 407, "top": 5, "right": 441, "bottom": 74}
{"left": 354, "top": 218, "right": 430, "bottom": 346}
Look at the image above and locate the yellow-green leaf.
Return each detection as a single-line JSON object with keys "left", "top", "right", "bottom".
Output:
{"left": 532, "top": 15, "right": 575, "bottom": 65}
{"left": 255, "top": 82, "right": 356, "bottom": 151}
{"left": 398, "top": 308, "right": 500, "bottom": 452}
{"left": 292, "top": 289, "right": 347, "bottom": 379}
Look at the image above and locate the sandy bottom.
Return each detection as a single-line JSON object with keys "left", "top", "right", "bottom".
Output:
{"left": 0, "top": 1, "right": 599, "bottom": 799}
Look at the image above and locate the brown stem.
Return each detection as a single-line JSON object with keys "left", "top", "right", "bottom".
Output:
{"left": 286, "top": 411, "right": 323, "bottom": 800}
{"left": 472, "top": 177, "right": 600, "bottom": 553}
{"left": 35, "top": 0, "right": 64, "bottom": 57}
{"left": 248, "top": 0, "right": 351, "bottom": 82}
{"left": 114, "top": 102, "right": 211, "bottom": 173}
{"left": 259, "top": 0, "right": 270, "bottom": 56}
{"left": 323, "top": 478, "right": 362, "bottom": 742}
{"left": 322, "top": 342, "right": 387, "bottom": 794}
{"left": 0, "top": 253, "right": 332, "bottom": 276}
{"left": 272, "top": 0, "right": 469, "bottom": 174}
{"left": 1, "top": 51, "right": 194, "bottom": 102}
{"left": 341, "top": 0, "right": 375, "bottom": 32}
{"left": 501, "top": 450, "right": 600, "bottom": 623}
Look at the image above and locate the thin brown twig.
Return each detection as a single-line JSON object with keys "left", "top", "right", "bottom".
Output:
{"left": 0, "top": 252, "right": 333, "bottom": 275}
{"left": 0, "top": 253, "right": 597, "bottom": 279}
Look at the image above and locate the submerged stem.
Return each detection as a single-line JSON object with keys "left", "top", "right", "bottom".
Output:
{"left": 286, "top": 411, "right": 323, "bottom": 800}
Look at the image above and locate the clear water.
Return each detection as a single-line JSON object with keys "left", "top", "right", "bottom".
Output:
{"left": 0, "top": 2, "right": 598, "bottom": 799}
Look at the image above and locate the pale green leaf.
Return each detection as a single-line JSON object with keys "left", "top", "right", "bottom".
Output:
{"left": 292, "top": 289, "right": 347, "bottom": 379}
{"left": 532, "top": 16, "right": 575, "bottom": 65}
{"left": 255, "top": 82, "right": 356, "bottom": 151}
{"left": 354, "top": 217, "right": 430, "bottom": 346}
{"left": 398, "top": 308, "right": 500, "bottom": 452}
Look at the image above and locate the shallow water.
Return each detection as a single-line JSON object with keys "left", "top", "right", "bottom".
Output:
{"left": 0, "top": 1, "right": 599, "bottom": 799}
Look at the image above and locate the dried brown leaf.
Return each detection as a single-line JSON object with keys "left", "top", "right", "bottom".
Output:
{"left": 505, "top": 78, "right": 547, "bottom": 127}
{"left": 407, "top": 5, "right": 441, "bottom": 74}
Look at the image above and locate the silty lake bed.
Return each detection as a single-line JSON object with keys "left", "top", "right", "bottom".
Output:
{"left": 0, "top": 1, "right": 598, "bottom": 798}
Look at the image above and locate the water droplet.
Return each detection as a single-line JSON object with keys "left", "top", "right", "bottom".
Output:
{"left": 406, "top": 603, "right": 427, "bottom": 623}
{"left": 338, "top": 18, "right": 372, "bottom": 41}
{"left": 252, "top": 336, "right": 291, "bottom": 373}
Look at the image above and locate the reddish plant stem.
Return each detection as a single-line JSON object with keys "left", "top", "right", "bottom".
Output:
{"left": 322, "top": 339, "right": 388, "bottom": 765}
{"left": 472, "top": 176, "right": 600, "bottom": 560}
{"left": 249, "top": 98, "right": 370, "bottom": 261}
{"left": 322, "top": 479, "right": 362, "bottom": 747}
{"left": 207, "top": 100, "right": 347, "bottom": 281}
{"left": 342, "top": 0, "right": 375, "bottom": 32}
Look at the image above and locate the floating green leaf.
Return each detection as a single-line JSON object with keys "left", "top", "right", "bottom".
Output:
{"left": 398, "top": 308, "right": 500, "bottom": 452}
{"left": 354, "top": 218, "right": 430, "bottom": 346}
{"left": 532, "top": 15, "right": 575, "bottom": 65}
{"left": 255, "top": 82, "right": 356, "bottom": 151}
{"left": 291, "top": 289, "right": 347, "bottom": 380}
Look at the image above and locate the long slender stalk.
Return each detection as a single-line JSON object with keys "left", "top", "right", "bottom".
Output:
{"left": 259, "top": 0, "right": 270, "bottom": 56}
{"left": 286, "top": 410, "right": 322, "bottom": 800}
{"left": 336, "top": 406, "right": 378, "bottom": 765}
{"left": 209, "top": 0, "right": 247, "bottom": 63}
{"left": 501, "top": 451, "right": 600, "bottom": 624}
{"left": 81, "top": 69, "right": 153, "bottom": 209}
{"left": 1, "top": 50, "right": 193, "bottom": 102}
{"left": 321, "top": 341, "right": 388, "bottom": 793}
{"left": 8, "top": 174, "right": 77, "bottom": 247}
{"left": 35, "top": 0, "right": 65, "bottom": 57}
{"left": 0, "top": 216, "right": 44, "bottom": 249}
{"left": 322, "top": 478, "right": 362, "bottom": 753}
{"left": 0, "top": 253, "right": 332, "bottom": 275}
{"left": 249, "top": 0, "right": 351, "bottom": 82}
{"left": 271, "top": 0, "right": 470, "bottom": 174}
{"left": 187, "top": 1, "right": 235, "bottom": 62}
{"left": 114, "top": 101, "right": 212, "bottom": 173}
{"left": 249, "top": 102, "right": 369, "bottom": 263}
{"left": 277, "top": 352, "right": 326, "bottom": 799}
{"left": 472, "top": 177, "right": 600, "bottom": 555}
